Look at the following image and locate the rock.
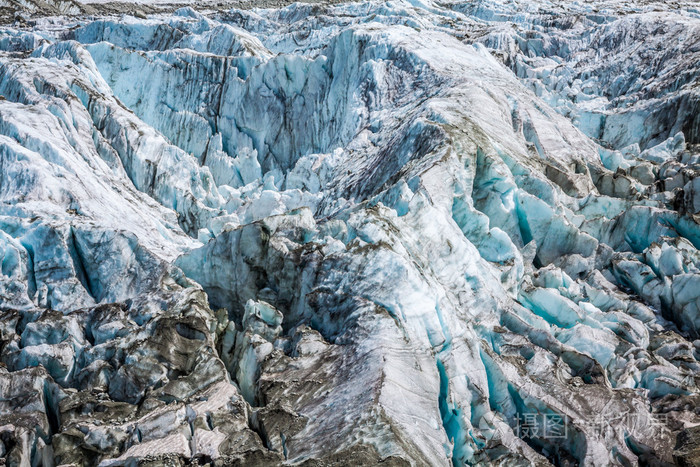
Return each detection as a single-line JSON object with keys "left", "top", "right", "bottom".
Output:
{"left": 674, "top": 425, "right": 700, "bottom": 467}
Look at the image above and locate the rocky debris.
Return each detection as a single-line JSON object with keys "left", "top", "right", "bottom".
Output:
{"left": 674, "top": 425, "right": 700, "bottom": 467}
{"left": 0, "top": 0, "right": 350, "bottom": 26}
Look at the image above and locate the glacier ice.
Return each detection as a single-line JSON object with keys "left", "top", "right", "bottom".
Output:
{"left": 0, "top": 0, "right": 699, "bottom": 465}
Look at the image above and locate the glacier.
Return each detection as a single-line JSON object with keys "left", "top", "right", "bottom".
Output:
{"left": 0, "top": 0, "right": 699, "bottom": 465}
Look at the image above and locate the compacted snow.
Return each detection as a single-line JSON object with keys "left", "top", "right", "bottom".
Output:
{"left": 0, "top": 0, "right": 699, "bottom": 465}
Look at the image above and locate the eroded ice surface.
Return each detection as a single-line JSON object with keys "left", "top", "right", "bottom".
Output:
{"left": 0, "top": 0, "right": 699, "bottom": 465}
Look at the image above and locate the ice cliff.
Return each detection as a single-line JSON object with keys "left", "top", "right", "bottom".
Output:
{"left": 0, "top": 0, "right": 699, "bottom": 465}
